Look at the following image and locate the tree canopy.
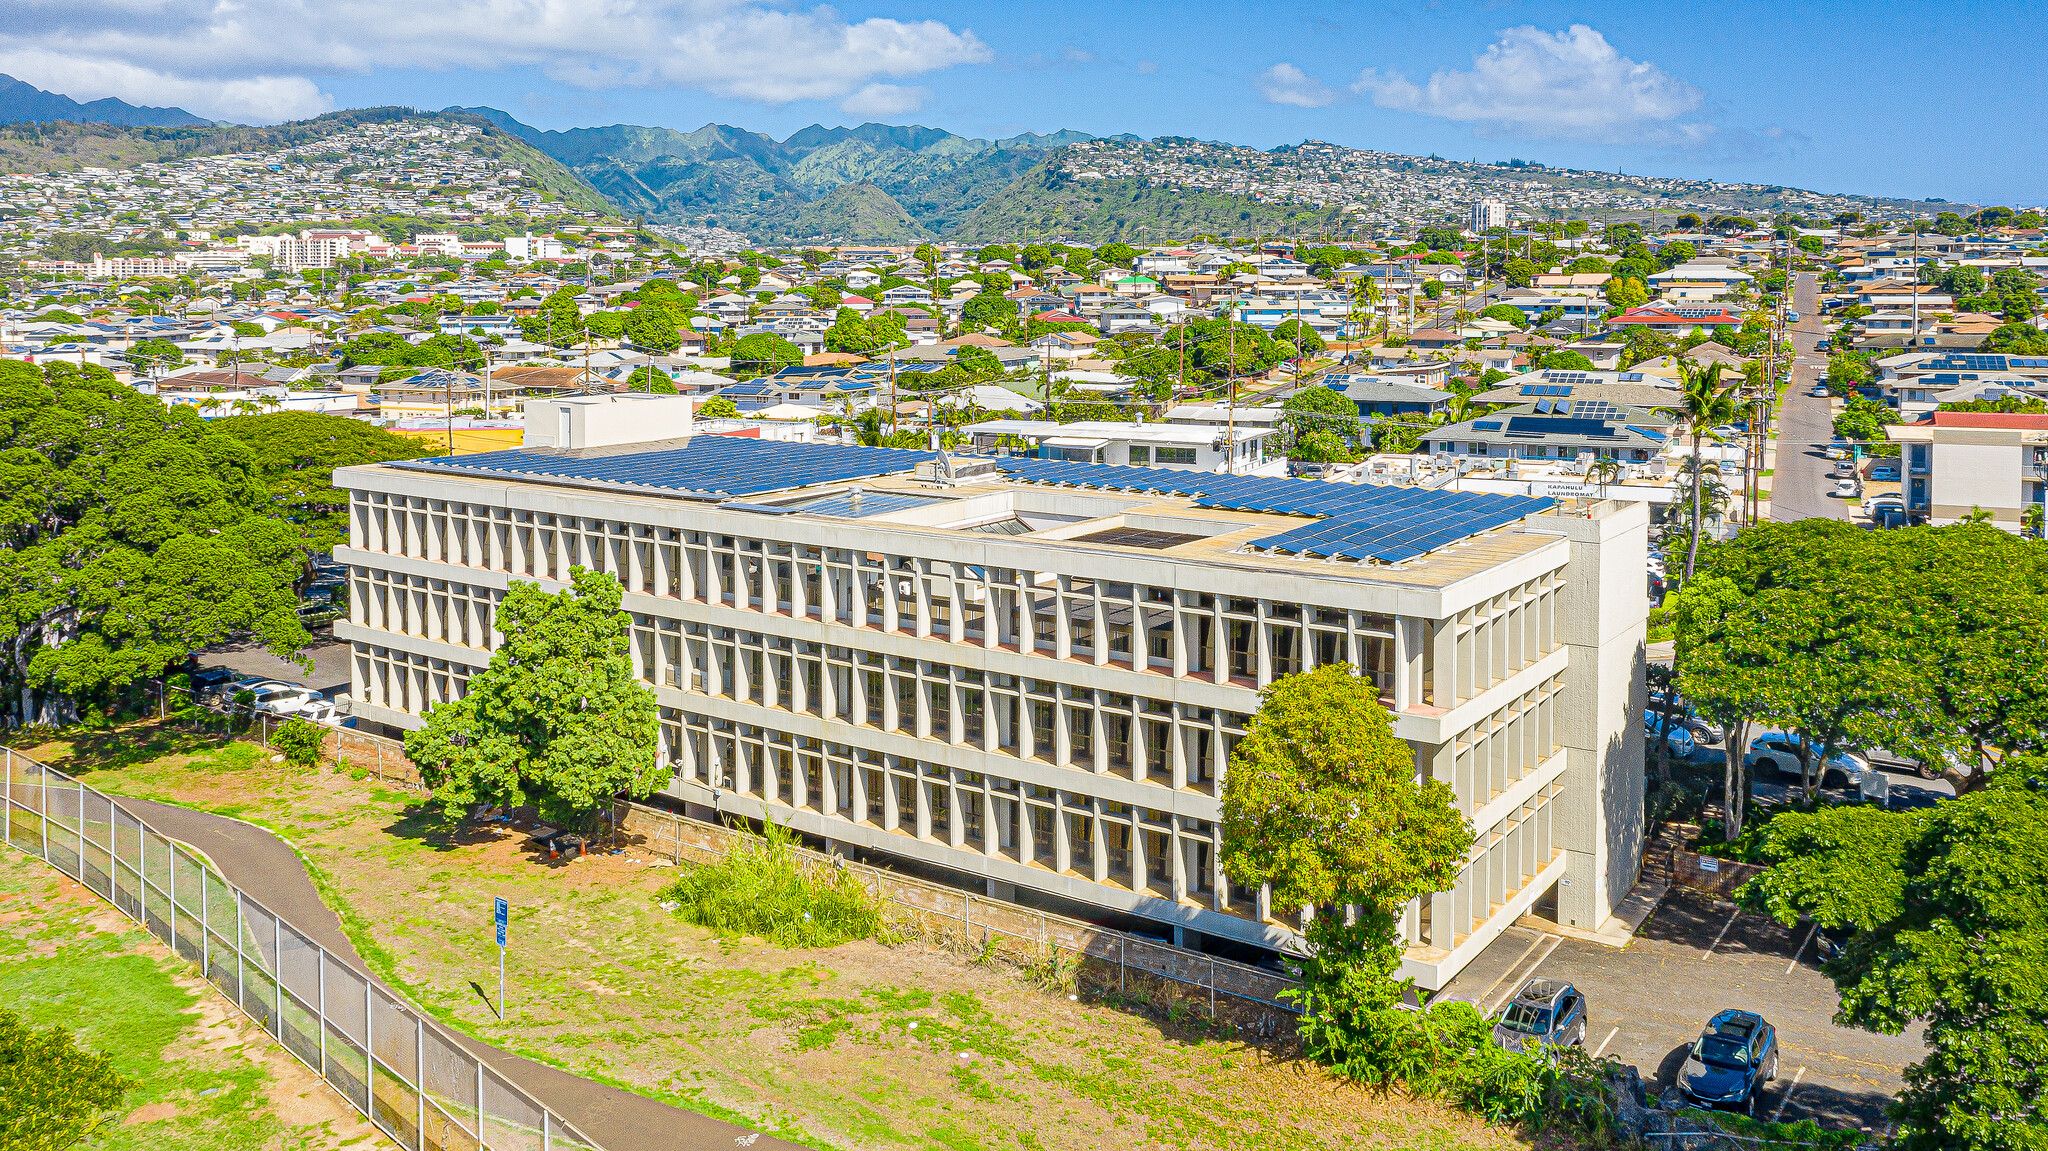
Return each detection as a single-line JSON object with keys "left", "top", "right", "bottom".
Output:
{"left": 728, "top": 332, "right": 803, "bottom": 376}
{"left": 211, "top": 411, "right": 430, "bottom": 560}
{"left": 0, "top": 359, "right": 313, "bottom": 726}
{"left": 1676, "top": 521, "right": 2048, "bottom": 797}
{"left": 1221, "top": 665, "right": 1473, "bottom": 1075}
{"left": 404, "top": 567, "right": 663, "bottom": 827}
{"left": 0, "top": 1008, "right": 135, "bottom": 1151}
{"left": 1740, "top": 781, "right": 2048, "bottom": 1151}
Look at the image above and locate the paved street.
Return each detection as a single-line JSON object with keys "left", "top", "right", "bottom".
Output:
{"left": 1769, "top": 272, "right": 1853, "bottom": 523}
{"left": 1437, "top": 891, "right": 1922, "bottom": 1133}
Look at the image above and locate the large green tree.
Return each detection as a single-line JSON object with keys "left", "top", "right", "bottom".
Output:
{"left": 1677, "top": 522, "right": 2048, "bottom": 800}
{"left": 404, "top": 567, "right": 663, "bottom": 828}
{"left": 0, "top": 360, "right": 312, "bottom": 726}
{"left": 1741, "top": 781, "right": 2048, "bottom": 1151}
{"left": 212, "top": 411, "right": 429, "bottom": 562}
{"left": 728, "top": 333, "right": 803, "bottom": 376}
{"left": 1221, "top": 665, "right": 1472, "bottom": 1078}
{"left": 0, "top": 1009, "right": 135, "bottom": 1151}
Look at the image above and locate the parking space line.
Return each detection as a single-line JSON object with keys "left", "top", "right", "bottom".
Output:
{"left": 1787, "top": 923, "right": 1819, "bottom": 975}
{"left": 1705, "top": 907, "right": 1741, "bottom": 956}
{"left": 1771, "top": 1067, "right": 1806, "bottom": 1123}
{"left": 1593, "top": 1026, "right": 1619, "bottom": 1058}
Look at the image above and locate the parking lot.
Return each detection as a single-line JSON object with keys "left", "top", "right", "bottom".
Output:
{"left": 1436, "top": 890, "right": 1921, "bottom": 1132}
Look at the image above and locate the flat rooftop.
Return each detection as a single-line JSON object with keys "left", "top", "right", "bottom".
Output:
{"left": 388, "top": 436, "right": 1560, "bottom": 569}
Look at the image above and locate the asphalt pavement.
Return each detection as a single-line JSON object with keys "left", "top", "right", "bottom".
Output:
{"left": 1436, "top": 891, "right": 1923, "bottom": 1132}
{"left": 1768, "top": 273, "right": 1853, "bottom": 524}
{"left": 120, "top": 797, "right": 800, "bottom": 1151}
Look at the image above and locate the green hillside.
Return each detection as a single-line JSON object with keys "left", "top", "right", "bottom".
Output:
{"left": 786, "top": 181, "right": 920, "bottom": 241}
{"left": 953, "top": 162, "right": 1346, "bottom": 243}
{"left": 0, "top": 107, "right": 613, "bottom": 214}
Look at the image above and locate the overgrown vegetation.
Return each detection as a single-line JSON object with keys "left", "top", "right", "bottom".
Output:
{"left": 658, "top": 821, "right": 886, "bottom": 948}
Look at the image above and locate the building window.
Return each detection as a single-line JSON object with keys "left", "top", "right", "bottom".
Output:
{"left": 1156, "top": 447, "right": 1197, "bottom": 465}
{"left": 1128, "top": 445, "right": 1151, "bottom": 465}
{"left": 1469, "top": 443, "right": 1489, "bottom": 455}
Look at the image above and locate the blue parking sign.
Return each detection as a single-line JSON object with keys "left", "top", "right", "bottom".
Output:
{"left": 494, "top": 897, "right": 508, "bottom": 947}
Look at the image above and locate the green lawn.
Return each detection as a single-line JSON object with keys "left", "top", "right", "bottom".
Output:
{"left": 15, "top": 723, "right": 1531, "bottom": 1151}
{"left": 0, "top": 847, "right": 385, "bottom": 1151}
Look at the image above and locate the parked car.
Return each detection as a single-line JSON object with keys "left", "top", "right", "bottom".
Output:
{"left": 1816, "top": 337, "right": 1831, "bottom": 351}
{"left": 188, "top": 666, "right": 242, "bottom": 697}
{"left": 1868, "top": 460, "right": 1900, "bottom": 482}
{"left": 1647, "top": 712, "right": 1697, "bottom": 759}
{"left": 1809, "top": 383, "right": 1830, "bottom": 398}
{"left": 1833, "top": 477, "right": 1859, "bottom": 497}
{"left": 1648, "top": 690, "right": 1725, "bottom": 744}
{"left": 1832, "top": 459, "right": 1857, "bottom": 478}
{"left": 1785, "top": 310, "right": 1802, "bottom": 323}
{"left": 1745, "top": 733, "right": 1887, "bottom": 798}
{"left": 1679, "top": 1010, "right": 1779, "bottom": 1114}
{"left": 241, "top": 682, "right": 335, "bottom": 723}
{"left": 1491, "top": 978, "right": 1587, "bottom": 1052}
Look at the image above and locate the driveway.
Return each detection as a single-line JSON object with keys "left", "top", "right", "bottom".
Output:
{"left": 199, "top": 633, "right": 353, "bottom": 698}
{"left": 1769, "top": 273, "right": 1851, "bottom": 524}
{"left": 1437, "top": 890, "right": 1922, "bottom": 1133}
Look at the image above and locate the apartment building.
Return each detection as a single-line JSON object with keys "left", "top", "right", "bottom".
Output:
{"left": 1888, "top": 411, "right": 2048, "bottom": 529}
{"left": 332, "top": 430, "right": 1646, "bottom": 988}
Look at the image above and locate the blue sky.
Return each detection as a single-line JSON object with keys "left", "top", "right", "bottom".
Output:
{"left": 6, "top": 0, "right": 2040, "bottom": 205}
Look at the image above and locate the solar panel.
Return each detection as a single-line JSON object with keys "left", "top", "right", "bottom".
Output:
{"left": 1505, "top": 416, "right": 1616, "bottom": 437}
{"left": 1474, "top": 420, "right": 1503, "bottom": 430}
{"left": 400, "top": 437, "right": 935, "bottom": 499}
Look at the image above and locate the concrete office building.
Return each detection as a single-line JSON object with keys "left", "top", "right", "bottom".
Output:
{"left": 1888, "top": 411, "right": 2048, "bottom": 529}
{"left": 1471, "top": 199, "right": 1507, "bottom": 233}
{"left": 333, "top": 434, "right": 1647, "bottom": 988}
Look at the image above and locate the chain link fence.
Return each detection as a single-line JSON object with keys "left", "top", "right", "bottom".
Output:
{"left": 614, "top": 799, "right": 1304, "bottom": 1035}
{"left": 1, "top": 747, "right": 595, "bottom": 1151}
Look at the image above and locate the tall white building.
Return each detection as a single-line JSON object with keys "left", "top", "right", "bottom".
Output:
{"left": 1471, "top": 199, "right": 1508, "bottom": 233}
{"left": 333, "top": 433, "right": 1646, "bottom": 987}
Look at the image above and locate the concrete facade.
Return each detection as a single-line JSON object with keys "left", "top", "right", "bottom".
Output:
{"left": 332, "top": 446, "right": 1645, "bottom": 989}
{"left": 1889, "top": 413, "right": 2048, "bottom": 529}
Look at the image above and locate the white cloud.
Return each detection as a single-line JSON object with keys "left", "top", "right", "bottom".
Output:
{"left": 0, "top": 0, "right": 991, "bottom": 122}
{"left": 1134, "top": 60, "right": 1158, "bottom": 75}
{"left": 0, "top": 50, "right": 330, "bottom": 121}
{"left": 1352, "top": 25, "right": 1706, "bottom": 143}
{"left": 1258, "top": 63, "right": 1337, "bottom": 108}
{"left": 839, "top": 83, "right": 928, "bottom": 118}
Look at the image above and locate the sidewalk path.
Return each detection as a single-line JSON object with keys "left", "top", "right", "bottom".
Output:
{"left": 120, "top": 797, "right": 797, "bottom": 1151}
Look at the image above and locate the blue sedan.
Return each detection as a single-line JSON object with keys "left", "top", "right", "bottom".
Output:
{"left": 1680, "top": 1010, "right": 1779, "bottom": 1115}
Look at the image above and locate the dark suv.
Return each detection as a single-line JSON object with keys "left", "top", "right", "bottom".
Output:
{"left": 1680, "top": 1010, "right": 1779, "bottom": 1114}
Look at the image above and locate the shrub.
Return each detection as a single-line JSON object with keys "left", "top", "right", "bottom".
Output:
{"left": 273, "top": 716, "right": 326, "bottom": 768}
{"left": 658, "top": 821, "right": 884, "bottom": 947}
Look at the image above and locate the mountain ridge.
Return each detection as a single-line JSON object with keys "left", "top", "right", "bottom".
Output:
{"left": 0, "top": 73, "right": 207, "bottom": 128}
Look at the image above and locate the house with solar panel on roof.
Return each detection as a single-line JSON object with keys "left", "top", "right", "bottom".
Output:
{"left": 332, "top": 417, "right": 1648, "bottom": 991}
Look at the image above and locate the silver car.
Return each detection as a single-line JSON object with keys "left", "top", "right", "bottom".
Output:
{"left": 1491, "top": 978, "right": 1587, "bottom": 1052}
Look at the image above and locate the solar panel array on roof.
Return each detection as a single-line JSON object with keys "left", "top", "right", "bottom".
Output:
{"left": 992, "top": 458, "right": 1553, "bottom": 564}
{"left": 1474, "top": 420, "right": 1504, "bottom": 431}
{"left": 1519, "top": 384, "right": 1574, "bottom": 397}
{"left": 1242, "top": 493, "right": 1551, "bottom": 564}
{"left": 1505, "top": 416, "right": 1615, "bottom": 437}
{"left": 398, "top": 436, "right": 935, "bottom": 499}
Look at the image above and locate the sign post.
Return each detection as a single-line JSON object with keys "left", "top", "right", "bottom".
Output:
{"left": 494, "top": 897, "right": 508, "bottom": 1019}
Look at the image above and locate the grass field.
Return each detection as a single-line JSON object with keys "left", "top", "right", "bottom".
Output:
{"left": 0, "top": 846, "right": 385, "bottom": 1151}
{"left": 15, "top": 723, "right": 1532, "bottom": 1151}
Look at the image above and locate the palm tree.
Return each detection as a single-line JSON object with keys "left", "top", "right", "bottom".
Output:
{"left": 1663, "top": 358, "right": 1742, "bottom": 581}
{"left": 1587, "top": 457, "right": 1624, "bottom": 487}
{"left": 1349, "top": 275, "right": 1383, "bottom": 343}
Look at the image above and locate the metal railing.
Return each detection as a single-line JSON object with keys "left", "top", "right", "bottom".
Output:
{"left": 1, "top": 748, "right": 599, "bottom": 1151}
